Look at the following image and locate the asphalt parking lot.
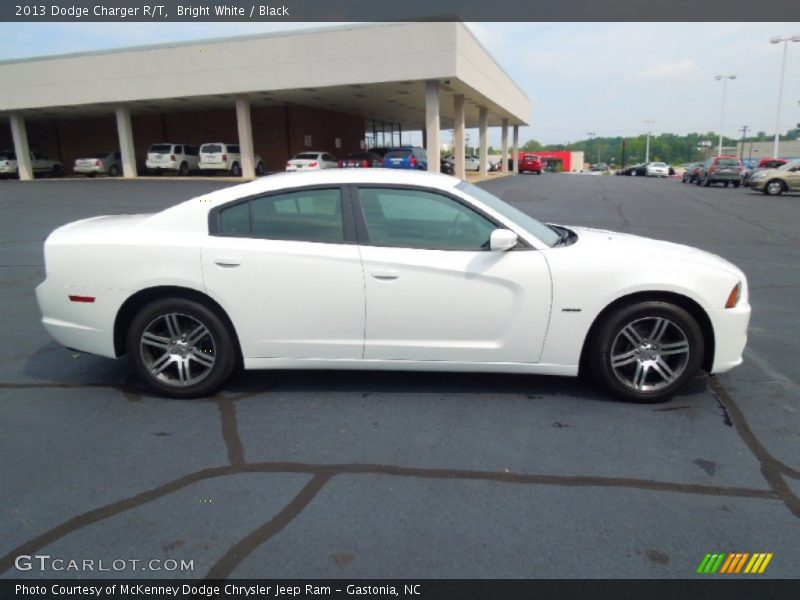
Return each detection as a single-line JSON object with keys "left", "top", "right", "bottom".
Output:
{"left": 1, "top": 173, "right": 798, "bottom": 579}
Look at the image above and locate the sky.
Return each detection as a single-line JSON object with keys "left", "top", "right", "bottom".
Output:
{"left": 1, "top": 21, "right": 799, "bottom": 146}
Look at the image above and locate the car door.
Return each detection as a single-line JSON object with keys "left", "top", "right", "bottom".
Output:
{"left": 353, "top": 185, "right": 552, "bottom": 363}
{"left": 785, "top": 163, "right": 800, "bottom": 191}
{"left": 30, "top": 151, "right": 46, "bottom": 172}
{"left": 202, "top": 186, "right": 365, "bottom": 360}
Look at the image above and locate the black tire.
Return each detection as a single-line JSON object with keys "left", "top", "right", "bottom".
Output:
{"left": 733, "top": 180, "right": 740, "bottom": 188}
{"left": 703, "top": 177, "right": 711, "bottom": 187}
{"left": 108, "top": 164, "right": 121, "bottom": 177}
{"left": 85, "top": 173, "right": 96, "bottom": 178}
{"left": 126, "top": 297, "right": 237, "bottom": 398}
{"left": 764, "top": 179, "right": 785, "bottom": 196}
{"left": 178, "top": 162, "right": 189, "bottom": 176}
{"left": 588, "top": 301, "right": 704, "bottom": 403}
{"left": 255, "top": 162, "right": 265, "bottom": 176}
{"left": 51, "top": 165, "right": 63, "bottom": 177}
{"left": 230, "top": 162, "right": 242, "bottom": 177}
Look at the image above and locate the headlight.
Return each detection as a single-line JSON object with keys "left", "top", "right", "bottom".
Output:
{"left": 751, "top": 172, "right": 766, "bottom": 181}
{"left": 725, "top": 282, "right": 742, "bottom": 309}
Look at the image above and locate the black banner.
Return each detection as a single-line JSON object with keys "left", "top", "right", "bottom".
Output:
{"left": 2, "top": 0, "right": 798, "bottom": 22}
{"left": 3, "top": 580, "right": 800, "bottom": 600}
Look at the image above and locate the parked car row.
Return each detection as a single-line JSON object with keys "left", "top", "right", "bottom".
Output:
{"left": 680, "top": 155, "right": 799, "bottom": 195}
{"left": 288, "top": 147, "right": 430, "bottom": 172}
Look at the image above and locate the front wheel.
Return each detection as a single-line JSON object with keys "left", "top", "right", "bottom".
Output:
{"left": 764, "top": 179, "right": 785, "bottom": 196}
{"left": 255, "top": 162, "right": 265, "bottom": 176}
{"left": 588, "top": 301, "right": 703, "bottom": 403}
{"left": 126, "top": 298, "right": 237, "bottom": 398}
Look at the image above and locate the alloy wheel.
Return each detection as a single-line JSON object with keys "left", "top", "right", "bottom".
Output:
{"left": 609, "top": 316, "right": 690, "bottom": 392}
{"left": 139, "top": 313, "right": 216, "bottom": 387}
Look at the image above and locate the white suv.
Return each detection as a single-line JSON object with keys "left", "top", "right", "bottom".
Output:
{"left": 0, "top": 150, "right": 63, "bottom": 178}
{"left": 145, "top": 143, "right": 199, "bottom": 176}
{"left": 198, "top": 143, "right": 265, "bottom": 176}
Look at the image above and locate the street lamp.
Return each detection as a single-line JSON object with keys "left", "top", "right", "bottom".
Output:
{"left": 715, "top": 75, "right": 736, "bottom": 157}
{"left": 644, "top": 119, "right": 654, "bottom": 162}
{"left": 769, "top": 35, "right": 800, "bottom": 158}
{"left": 587, "top": 132, "right": 596, "bottom": 164}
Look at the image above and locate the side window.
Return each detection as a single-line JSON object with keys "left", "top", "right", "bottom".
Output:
{"left": 218, "top": 189, "right": 344, "bottom": 243}
{"left": 31, "top": 151, "right": 43, "bottom": 160}
{"left": 174, "top": 145, "right": 183, "bottom": 155}
{"left": 323, "top": 153, "right": 336, "bottom": 162}
{"left": 229, "top": 145, "right": 240, "bottom": 154}
{"left": 358, "top": 188, "right": 496, "bottom": 251}
{"left": 219, "top": 202, "right": 250, "bottom": 236}
{"left": 186, "top": 146, "right": 199, "bottom": 156}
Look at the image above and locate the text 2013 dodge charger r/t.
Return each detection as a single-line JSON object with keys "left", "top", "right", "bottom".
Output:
{"left": 36, "top": 170, "right": 750, "bottom": 402}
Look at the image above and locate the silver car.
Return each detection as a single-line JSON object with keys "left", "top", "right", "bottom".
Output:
{"left": 73, "top": 152, "right": 122, "bottom": 177}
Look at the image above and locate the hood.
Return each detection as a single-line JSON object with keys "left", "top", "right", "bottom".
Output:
{"left": 564, "top": 226, "right": 743, "bottom": 278}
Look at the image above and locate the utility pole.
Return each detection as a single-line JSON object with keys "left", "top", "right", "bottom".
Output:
{"left": 644, "top": 119, "right": 655, "bottom": 162}
{"left": 738, "top": 125, "right": 749, "bottom": 160}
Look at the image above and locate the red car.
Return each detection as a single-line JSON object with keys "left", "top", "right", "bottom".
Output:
{"left": 519, "top": 154, "right": 542, "bottom": 174}
{"left": 337, "top": 151, "right": 382, "bottom": 168}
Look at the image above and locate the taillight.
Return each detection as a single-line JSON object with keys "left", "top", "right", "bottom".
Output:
{"left": 95, "top": 160, "right": 101, "bottom": 167}
{"left": 362, "top": 160, "right": 369, "bottom": 168}
{"left": 409, "top": 156, "right": 417, "bottom": 167}
{"left": 170, "top": 154, "right": 176, "bottom": 161}
{"left": 309, "top": 161, "right": 318, "bottom": 167}
{"left": 286, "top": 161, "right": 292, "bottom": 167}
{"left": 709, "top": 166, "right": 716, "bottom": 173}
{"left": 69, "top": 295, "right": 95, "bottom": 303}
{"left": 222, "top": 154, "right": 227, "bottom": 162}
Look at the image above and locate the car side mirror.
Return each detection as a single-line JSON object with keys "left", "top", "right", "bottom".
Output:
{"left": 489, "top": 229, "right": 518, "bottom": 252}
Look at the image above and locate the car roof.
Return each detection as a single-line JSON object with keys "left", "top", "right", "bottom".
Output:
{"left": 188, "top": 168, "right": 460, "bottom": 208}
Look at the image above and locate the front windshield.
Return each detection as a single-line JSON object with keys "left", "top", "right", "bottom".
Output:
{"left": 456, "top": 181, "right": 560, "bottom": 247}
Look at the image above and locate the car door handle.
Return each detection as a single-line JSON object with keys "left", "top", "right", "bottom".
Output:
{"left": 214, "top": 257, "right": 242, "bottom": 268}
{"left": 371, "top": 269, "right": 399, "bottom": 281}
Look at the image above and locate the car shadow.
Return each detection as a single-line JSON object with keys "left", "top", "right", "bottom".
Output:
{"left": 19, "top": 342, "right": 635, "bottom": 405}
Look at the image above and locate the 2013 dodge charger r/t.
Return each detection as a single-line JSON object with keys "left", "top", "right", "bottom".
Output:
{"left": 36, "top": 170, "right": 750, "bottom": 402}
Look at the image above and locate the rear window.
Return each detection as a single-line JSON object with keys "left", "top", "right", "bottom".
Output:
{"left": 523, "top": 155, "right": 539, "bottom": 160}
{"left": 717, "top": 159, "right": 739, "bottom": 167}
{"left": 652, "top": 163, "right": 667, "bottom": 167}
{"left": 149, "top": 144, "right": 172, "bottom": 153}
{"left": 345, "top": 152, "right": 374, "bottom": 160}
{"left": 0, "top": 151, "right": 17, "bottom": 160}
{"left": 384, "top": 150, "right": 412, "bottom": 159}
{"left": 201, "top": 144, "right": 222, "bottom": 153}
{"left": 294, "top": 153, "right": 319, "bottom": 160}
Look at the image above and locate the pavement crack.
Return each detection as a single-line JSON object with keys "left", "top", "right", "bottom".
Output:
{"left": 204, "top": 474, "right": 331, "bottom": 580}
{"left": 707, "top": 375, "right": 800, "bottom": 519}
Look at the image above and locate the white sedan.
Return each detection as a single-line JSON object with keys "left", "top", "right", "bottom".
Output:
{"left": 36, "top": 170, "right": 750, "bottom": 402}
{"left": 285, "top": 151, "right": 338, "bottom": 172}
{"left": 646, "top": 162, "right": 670, "bottom": 177}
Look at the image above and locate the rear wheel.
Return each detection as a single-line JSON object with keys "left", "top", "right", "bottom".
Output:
{"left": 764, "top": 179, "right": 785, "bottom": 196}
{"left": 51, "top": 165, "right": 63, "bottom": 177}
{"left": 733, "top": 180, "right": 740, "bottom": 188}
{"left": 589, "top": 301, "right": 703, "bottom": 403}
{"left": 126, "top": 298, "right": 237, "bottom": 398}
{"left": 230, "top": 162, "right": 242, "bottom": 177}
{"left": 108, "top": 164, "right": 121, "bottom": 177}
{"left": 178, "top": 161, "right": 189, "bottom": 176}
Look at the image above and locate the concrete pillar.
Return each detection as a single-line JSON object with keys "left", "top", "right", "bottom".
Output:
{"left": 425, "top": 80, "right": 440, "bottom": 173}
{"left": 235, "top": 97, "right": 255, "bottom": 178}
{"left": 453, "top": 94, "right": 466, "bottom": 180}
{"left": 501, "top": 118, "right": 509, "bottom": 173}
{"left": 478, "top": 107, "right": 489, "bottom": 177}
{"left": 512, "top": 125, "right": 519, "bottom": 173}
{"left": 115, "top": 106, "right": 137, "bottom": 178}
{"left": 9, "top": 113, "right": 33, "bottom": 181}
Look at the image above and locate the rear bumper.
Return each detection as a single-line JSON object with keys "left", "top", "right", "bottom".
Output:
{"left": 35, "top": 278, "right": 121, "bottom": 359}
{"left": 74, "top": 166, "right": 106, "bottom": 174}
{"left": 146, "top": 160, "right": 179, "bottom": 171}
{"left": 707, "top": 303, "right": 751, "bottom": 373}
{"left": 198, "top": 163, "right": 228, "bottom": 171}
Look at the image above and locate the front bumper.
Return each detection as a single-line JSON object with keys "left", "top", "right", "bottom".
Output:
{"left": 707, "top": 302, "right": 751, "bottom": 373}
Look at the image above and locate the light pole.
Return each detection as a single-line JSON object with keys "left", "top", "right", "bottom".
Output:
{"left": 715, "top": 75, "right": 736, "bottom": 157}
{"left": 644, "top": 119, "right": 654, "bottom": 162}
{"left": 769, "top": 35, "right": 800, "bottom": 158}
{"left": 587, "top": 132, "right": 596, "bottom": 165}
